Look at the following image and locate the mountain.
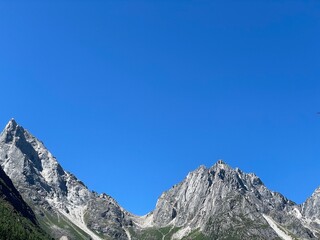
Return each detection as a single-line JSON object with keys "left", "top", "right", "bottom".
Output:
{"left": 0, "top": 161, "right": 49, "bottom": 239}
{"left": 149, "top": 160, "right": 318, "bottom": 239}
{"left": 0, "top": 119, "right": 133, "bottom": 240}
{"left": 0, "top": 119, "right": 320, "bottom": 240}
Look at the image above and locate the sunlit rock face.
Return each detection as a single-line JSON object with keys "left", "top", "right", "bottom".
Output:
{"left": 152, "top": 160, "right": 318, "bottom": 239}
{"left": 0, "top": 119, "right": 320, "bottom": 239}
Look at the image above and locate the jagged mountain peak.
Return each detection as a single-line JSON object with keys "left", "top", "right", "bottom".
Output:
{"left": 1, "top": 118, "right": 25, "bottom": 143}
{"left": 198, "top": 160, "right": 263, "bottom": 189}
{"left": 190, "top": 160, "right": 232, "bottom": 176}
{"left": 0, "top": 119, "right": 134, "bottom": 240}
{"left": 153, "top": 160, "right": 294, "bottom": 231}
{"left": 5, "top": 118, "right": 18, "bottom": 129}
{"left": 216, "top": 159, "right": 226, "bottom": 165}
{"left": 151, "top": 160, "right": 318, "bottom": 239}
{"left": 210, "top": 159, "right": 233, "bottom": 172}
{"left": 3, "top": 118, "right": 25, "bottom": 135}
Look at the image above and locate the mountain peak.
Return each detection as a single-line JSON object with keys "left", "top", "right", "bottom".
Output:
{"left": 5, "top": 118, "right": 18, "bottom": 131}
{"left": 216, "top": 159, "right": 226, "bottom": 165}
{"left": 0, "top": 119, "right": 132, "bottom": 240}
{"left": 212, "top": 159, "right": 231, "bottom": 171}
{"left": 1, "top": 118, "right": 25, "bottom": 144}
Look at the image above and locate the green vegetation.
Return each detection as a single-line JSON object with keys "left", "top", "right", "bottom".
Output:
{"left": 182, "top": 229, "right": 210, "bottom": 240}
{"left": 129, "top": 226, "right": 181, "bottom": 240}
{"left": 0, "top": 198, "right": 50, "bottom": 240}
{"left": 204, "top": 213, "right": 273, "bottom": 240}
{"left": 36, "top": 209, "right": 91, "bottom": 240}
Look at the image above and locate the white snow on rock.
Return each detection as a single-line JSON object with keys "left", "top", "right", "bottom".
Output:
{"left": 263, "top": 214, "right": 293, "bottom": 240}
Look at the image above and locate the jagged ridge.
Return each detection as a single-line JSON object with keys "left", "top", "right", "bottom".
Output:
{"left": 0, "top": 119, "right": 320, "bottom": 240}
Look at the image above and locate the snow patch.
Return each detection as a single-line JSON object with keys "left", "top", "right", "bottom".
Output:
{"left": 263, "top": 214, "right": 293, "bottom": 240}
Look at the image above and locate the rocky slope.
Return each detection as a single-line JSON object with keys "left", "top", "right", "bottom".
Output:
{"left": 0, "top": 119, "right": 320, "bottom": 240}
{"left": 0, "top": 163, "right": 49, "bottom": 239}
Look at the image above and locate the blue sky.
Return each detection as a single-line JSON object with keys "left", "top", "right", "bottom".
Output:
{"left": 0, "top": 0, "right": 319, "bottom": 215}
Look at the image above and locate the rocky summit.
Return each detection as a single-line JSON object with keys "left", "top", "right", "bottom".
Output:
{"left": 0, "top": 119, "right": 320, "bottom": 240}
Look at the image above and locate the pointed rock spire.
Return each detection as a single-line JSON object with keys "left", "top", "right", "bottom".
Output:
{"left": 5, "top": 118, "right": 18, "bottom": 131}
{"left": 1, "top": 118, "right": 25, "bottom": 143}
{"left": 211, "top": 159, "right": 231, "bottom": 171}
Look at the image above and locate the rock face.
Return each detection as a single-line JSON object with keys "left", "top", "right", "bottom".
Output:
{"left": 301, "top": 187, "right": 320, "bottom": 234}
{"left": 302, "top": 187, "right": 320, "bottom": 219}
{"left": 0, "top": 119, "right": 320, "bottom": 240}
{"left": 0, "top": 164, "right": 49, "bottom": 239}
{"left": 0, "top": 119, "right": 132, "bottom": 240}
{"left": 151, "top": 160, "right": 319, "bottom": 239}
{"left": 0, "top": 163, "right": 36, "bottom": 223}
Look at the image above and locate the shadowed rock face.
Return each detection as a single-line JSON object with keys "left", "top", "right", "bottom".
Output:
{"left": 0, "top": 119, "right": 320, "bottom": 240}
{"left": 0, "top": 163, "right": 36, "bottom": 223}
{"left": 0, "top": 163, "right": 49, "bottom": 240}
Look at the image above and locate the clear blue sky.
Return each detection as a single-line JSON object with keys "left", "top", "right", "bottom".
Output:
{"left": 0, "top": 0, "right": 319, "bottom": 215}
